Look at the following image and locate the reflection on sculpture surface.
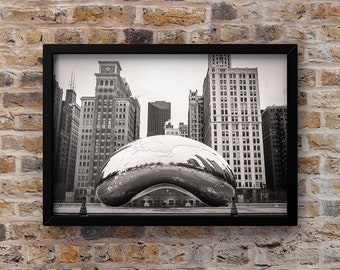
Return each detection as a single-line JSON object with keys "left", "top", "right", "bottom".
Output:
{"left": 96, "top": 135, "right": 236, "bottom": 207}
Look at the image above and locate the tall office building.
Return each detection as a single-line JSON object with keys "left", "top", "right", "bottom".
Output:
{"left": 55, "top": 87, "right": 80, "bottom": 202}
{"left": 53, "top": 76, "right": 63, "bottom": 191}
{"left": 188, "top": 90, "right": 204, "bottom": 142}
{"left": 74, "top": 97, "right": 95, "bottom": 202}
{"left": 262, "top": 106, "right": 287, "bottom": 200}
{"left": 147, "top": 101, "right": 171, "bottom": 136}
{"left": 87, "top": 61, "right": 140, "bottom": 201}
{"left": 202, "top": 54, "right": 266, "bottom": 202}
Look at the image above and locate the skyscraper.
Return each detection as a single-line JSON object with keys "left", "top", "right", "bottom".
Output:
{"left": 262, "top": 105, "right": 287, "bottom": 200}
{"left": 53, "top": 75, "right": 63, "bottom": 192}
{"left": 55, "top": 87, "right": 80, "bottom": 203}
{"left": 74, "top": 96, "right": 95, "bottom": 202}
{"left": 188, "top": 90, "right": 204, "bottom": 142}
{"left": 147, "top": 101, "right": 171, "bottom": 136}
{"left": 202, "top": 54, "right": 266, "bottom": 202}
{"left": 86, "top": 61, "right": 140, "bottom": 202}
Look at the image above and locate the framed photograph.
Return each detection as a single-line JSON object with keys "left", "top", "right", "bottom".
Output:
{"left": 43, "top": 44, "right": 297, "bottom": 226}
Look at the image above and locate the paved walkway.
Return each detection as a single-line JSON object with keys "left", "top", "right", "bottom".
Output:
{"left": 54, "top": 203, "right": 287, "bottom": 216}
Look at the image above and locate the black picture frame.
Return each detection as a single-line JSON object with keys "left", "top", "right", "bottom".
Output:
{"left": 43, "top": 44, "right": 297, "bottom": 226}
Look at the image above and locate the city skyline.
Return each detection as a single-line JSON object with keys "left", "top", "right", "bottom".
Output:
{"left": 55, "top": 54, "right": 287, "bottom": 138}
{"left": 53, "top": 54, "right": 288, "bottom": 205}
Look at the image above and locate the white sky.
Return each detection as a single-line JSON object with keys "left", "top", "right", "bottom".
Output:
{"left": 55, "top": 54, "right": 287, "bottom": 138}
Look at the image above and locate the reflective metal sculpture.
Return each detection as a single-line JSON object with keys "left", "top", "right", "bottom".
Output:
{"left": 95, "top": 135, "right": 236, "bottom": 207}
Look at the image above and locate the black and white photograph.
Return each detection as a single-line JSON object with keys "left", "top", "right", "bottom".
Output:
{"left": 43, "top": 44, "right": 297, "bottom": 226}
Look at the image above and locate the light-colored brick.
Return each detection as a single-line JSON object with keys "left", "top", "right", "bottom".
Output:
{"left": 311, "top": 3, "right": 340, "bottom": 20}
{"left": 20, "top": 29, "right": 42, "bottom": 44}
{"left": 242, "top": 3, "right": 306, "bottom": 21}
{"left": 270, "top": 3, "right": 306, "bottom": 21}
{"left": 15, "top": 114, "right": 42, "bottom": 131}
{"left": 320, "top": 222, "right": 340, "bottom": 239}
{"left": 220, "top": 25, "right": 250, "bottom": 42}
{"left": 0, "top": 72, "right": 14, "bottom": 87}
{"left": 126, "top": 244, "right": 143, "bottom": 262}
{"left": 3, "top": 92, "right": 42, "bottom": 108}
{"left": 94, "top": 244, "right": 124, "bottom": 262}
{"left": 324, "top": 158, "right": 340, "bottom": 175}
{"left": 0, "top": 156, "right": 15, "bottom": 173}
{"left": 298, "top": 156, "right": 320, "bottom": 174}
{"left": 298, "top": 69, "right": 316, "bottom": 87}
{"left": 321, "top": 70, "right": 340, "bottom": 86}
{"left": 88, "top": 29, "right": 118, "bottom": 44}
{"left": 143, "top": 245, "right": 160, "bottom": 264}
{"left": 299, "top": 111, "right": 320, "bottom": 129}
{"left": 329, "top": 179, "right": 340, "bottom": 195}
{"left": 298, "top": 178, "right": 307, "bottom": 196}
{"left": 211, "top": 3, "right": 237, "bottom": 20}
{"left": 148, "top": 226, "right": 213, "bottom": 239}
{"left": 1, "top": 179, "right": 42, "bottom": 196}
{"left": 20, "top": 72, "right": 42, "bottom": 87}
{"left": 324, "top": 112, "right": 340, "bottom": 128}
{"left": 321, "top": 25, "right": 340, "bottom": 41}
{"left": 191, "top": 27, "right": 216, "bottom": 44}
{"left": 0, "top": 112, "right": 14, "bottom": 130}
{"left": 0, "top": 29, "right": 16, "bottom": 44}
{"left": 81, "top": 226, "right": 145, "bottom": 240}
{"left": 0, "top": 201, "right": 14, "bottom": 218}
{"left": 323, "top": 246, "right": 340, "bottom": 264}
{"left": 255, "top": 25, "right": 281, "bottom": 41}
{"left": 73, "top": 6, "right": 135, "bottom": 24}
{"left": 297, "top": 248, "right": 320, "bottom": 265}
{"left": 125, "top": 244, "right": 160, "bottom": 263}
{"left": 158, "top": 30, "right": 186, "bottom": 44}
{"left": 10, "top": 223, "right": 78, "bottom": 240}
{"left": 308, "top": 134, "right": 340, "bottom": 152}
{"left": 216, "top": 244, "right": 249, "bottom": 265}
{"left": 307, "top": 45, "right": 340, "bottom": 63}
{"left": 27, "top": 244, "right": 55, "bottom": 264}
{"left": 0, "top": 245, "right": 24, "bottom": 264}
{"left": 299, "top": 200, "right": 320, "bottom": 218}
{"left": 3, "top": 7, "right": 55, "bottom": 23}
{"left": 59, "top": 246, "right": 81, "bottom": 263}
{"left": 143, "top": 7, "right": 206, "bottom": 26}
{"left": 0, "top": 51, "right": 42, "bottom": 67}
{"left": 21, "top": 157, "right": 43, "bottom": 173}
{"left": 323, "top": 200, "right": 340, "bottom": 217}
{"left": 298, "top": 91, "right": 307, "bottom": 105}
{"left": 2, "top": 135, "right": 43, "bottom": 153}
{"left": 285, "top": 26, "right": 316, "bottom": 41}
{"left": 17, "top": 201, "right": 42, "bottom": 217}
{"left": 55, "top": 29, "right": 84, "bottom": 44}
{"left": 0, "top": 224, "right": 5, "bottom": 241}
{"left": 162, "top": 244, "right": 191, "bottom": 263}
{"left": 311, "top": 91, "right": 340, "bottom": 109}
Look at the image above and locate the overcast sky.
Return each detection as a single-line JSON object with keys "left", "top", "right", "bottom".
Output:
{"left": 55, "top": 54, "right": 287, "bottom": 138}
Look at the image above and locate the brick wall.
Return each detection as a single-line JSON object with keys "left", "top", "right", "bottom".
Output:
{"left": 0, "top": 0, "right": 339, "bottom": 269}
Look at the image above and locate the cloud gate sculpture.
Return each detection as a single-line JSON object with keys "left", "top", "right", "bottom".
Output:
{"left": 95, "top": 135, "right": 236, "bottom": 207}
